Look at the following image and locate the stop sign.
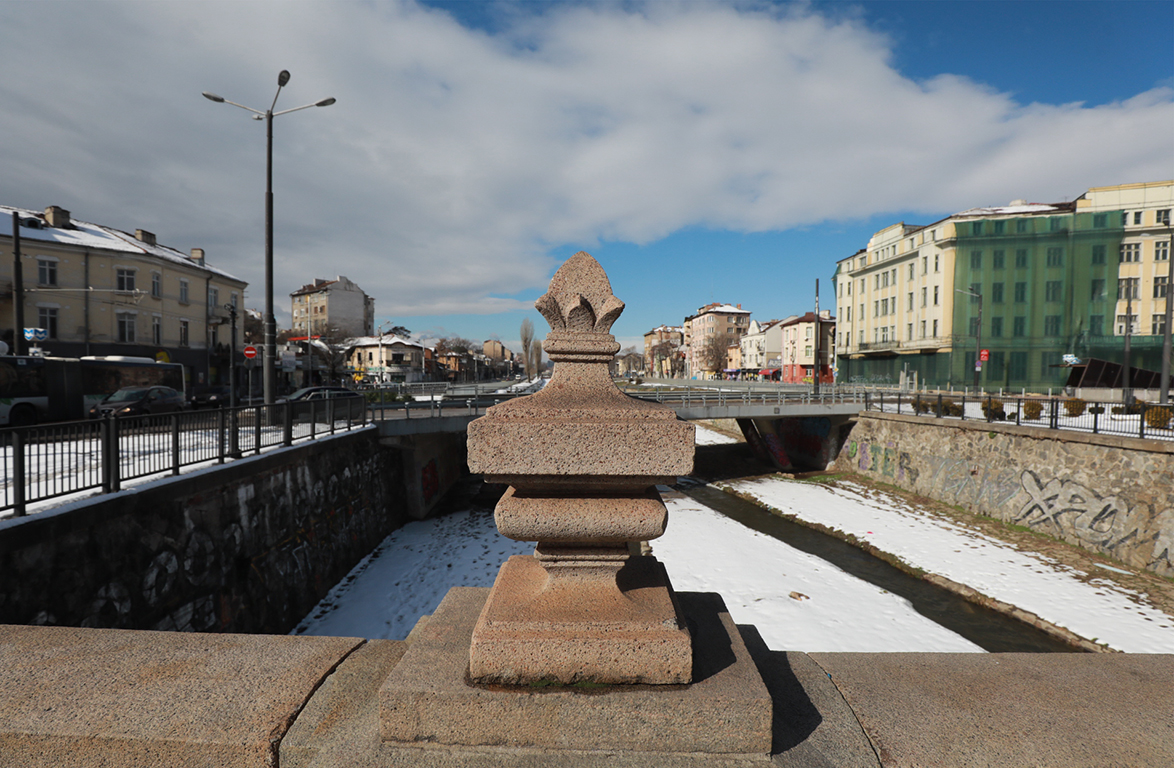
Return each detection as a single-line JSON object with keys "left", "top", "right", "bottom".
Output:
{"left": 243, "top": 345, "right": 258, "bottom": 359}
{"left": 979, "top": 349, "right": 990, "bottom": 362}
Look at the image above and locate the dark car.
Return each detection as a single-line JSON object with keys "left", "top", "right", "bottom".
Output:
{"left": 280, "top": 386, "right": 365, "bottom": 422}
{"left": 189, "top": 385, "right": 233, "bottom": 409}
{"left": 89, "top": 386, "right": 187, "bottom": 419}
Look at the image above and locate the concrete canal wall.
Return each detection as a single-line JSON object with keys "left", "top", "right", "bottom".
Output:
{"left": 836, "top": 412, "right": 1174, "bottom": 578}
{"left": 0, "top": 428, "right": 468, "bottom": 634}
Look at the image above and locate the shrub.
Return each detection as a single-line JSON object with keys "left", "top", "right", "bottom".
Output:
{"left": 1022, "top": 400, "right": 1043, "bottom": 420}
{"left": 945, "top": 401, "right": 964, "bottom": 417}
{"left": 911, "top": 397, "right": 931, "bottom": 414}
{"left": 1145, "top": 406, "right": 1173, "bottom": 430}
{"left": 1063, "top": 398, "right": 1086, "bottom": 417}
{"left": 1088, "top": 406, "right": 1105, "bottom": 415}
{"left": 981, "top": 397, "right": 1005, "bottom": 420}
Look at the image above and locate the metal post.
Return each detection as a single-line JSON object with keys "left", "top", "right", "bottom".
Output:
{"left": 263, "top": 109, "right": 276, "bottom": 406}
{"left": 974, "top": 292, "right": 983, "bottom": 390}
{"left": 12, "top": 429, "right": 26, "bottom": 516}
{"left": 108, "top": 416, "right": 121, "bottom": 492}
{"left": 12, "top": 212, "right": 25, "bottom": 356}
{"left": 1124, "top": 289, "right": 1134, "bottom": 406}
{"left": 171, "top": 414, "right": 181, "bottom": 475}
{"left": 813, "top": 279, "right": 821, "bottom": 397}
{"left": 254, "top": 403, "right": 262, "bottom": 454}
{"left": 217, "top": 408, "right": 226, "bottom": 464}
{"left": 283, "top": 400, "right": 293, "bottom": 446}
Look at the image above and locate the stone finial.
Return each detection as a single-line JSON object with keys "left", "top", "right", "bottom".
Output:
{"left": 465, "top": 251, "right": 694, "bottom": 686}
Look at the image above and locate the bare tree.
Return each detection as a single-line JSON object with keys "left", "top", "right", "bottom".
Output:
{"left": 519, "top": 318, "right": 535, "bottom": 379}
{"left": 699, "top": 333, "right": 728, "bottom": 375}
{"left": 529, "top": 339, "right": 543, "bottom": 379}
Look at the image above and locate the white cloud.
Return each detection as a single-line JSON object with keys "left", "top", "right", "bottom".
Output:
{"left": 1, "top": 1, "right": 1170, "bottom": 322}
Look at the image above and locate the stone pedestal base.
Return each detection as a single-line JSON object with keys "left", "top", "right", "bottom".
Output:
{"left": 379, "top": 586, "right": 773, "bottom": 756}
{"left": 469, "top": 554, "right": 692, "bottom": 685}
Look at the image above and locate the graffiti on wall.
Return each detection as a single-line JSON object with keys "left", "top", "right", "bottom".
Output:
{"left": 922, "top": 455, "right": 1019, "bottom": 509}
{"left": 1014, "top": 470, "right": 1173, "bottom": 575}
{"left": 843, "top": 440, "right": 919, "bottom": 484}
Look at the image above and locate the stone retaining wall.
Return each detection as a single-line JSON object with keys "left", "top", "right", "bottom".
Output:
{"left": 0, "top": 430, "right": 409, "bottom": 634}
{"left": 834, "top": 413, "right": 1174, "bottom": 577}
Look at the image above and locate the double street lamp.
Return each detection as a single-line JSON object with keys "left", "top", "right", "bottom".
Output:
{"left": 203, "top": 71, "right": 335, "bottom": 405}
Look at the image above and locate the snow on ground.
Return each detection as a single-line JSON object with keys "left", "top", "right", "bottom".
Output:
{"left": 727, "top": 476, "right": 1174, "bottom": 653}
{"left": 694, "top": 424, "right": 740, "bottom": 445}
{"left": 293, "top": 509, "right": 532, "bottom": 640}
{"left": 652, "top": 494, "right": 983, "bottom": 653}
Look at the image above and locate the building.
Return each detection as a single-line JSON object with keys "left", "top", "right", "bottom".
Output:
{"left": 482, "top": 339, "right": 516, "bottom": 378}
{"left": 739, "top": 318, "right": 788, "bottom": 378}
{"left": 642, "top": 325, "right": 684, "bottom": 378}
{"left": 347, "top": 334, "right": 427, "bottom": 383}
{"left": 779, "top": 311, "right": 836, "bottom": 384}
{"left": 1, "top": 205, "right": 246, "bottom": 387}
{"left": 290, "top": 276, "right": 375, "bottom": 338}
{"left": 834, "top": 180, "right": 1173, "bottom": 392}
{"left": 683, "top": 303, "right": 751, "bottom": 379}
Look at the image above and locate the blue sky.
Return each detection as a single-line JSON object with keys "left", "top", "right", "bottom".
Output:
{"left": 1, "top": 1, "right": 1171, "bottom": 354}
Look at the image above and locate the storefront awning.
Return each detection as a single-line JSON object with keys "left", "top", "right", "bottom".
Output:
{"left": 759, "top": 368, "right": 778, "bottom": 375}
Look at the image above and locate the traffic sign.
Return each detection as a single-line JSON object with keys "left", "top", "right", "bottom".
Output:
{"left": 243, "top": 345, "right": 258, "bottom": 359}
{"left": 979, "top": 349, "right": 990, "bottom": 362}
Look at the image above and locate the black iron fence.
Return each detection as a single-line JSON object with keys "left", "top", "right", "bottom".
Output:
{"left": 1, "top": 399, "right": 368, "bottom": 517}
{"left": 864, "top": 391, "right": 1174, "bottom": 441}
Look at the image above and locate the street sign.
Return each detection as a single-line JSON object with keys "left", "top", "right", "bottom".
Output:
{"left": 979, "top": 348, "right": 990, "bottom": 362}
{"left": 975, "top": 362, "right": 983, "bottom": 371}
{"left": 23, "top": 328, "right": 47, "bottom": 342}
{"left": 243, "top": 345, "right": 258, "bottom": 359}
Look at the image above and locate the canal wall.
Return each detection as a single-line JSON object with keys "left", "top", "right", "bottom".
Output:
{"left": 0, "top": 428, "right": 468, "bottom": 634}
{"left": 835, "top": 412, "right": 1174, "bottom": 577}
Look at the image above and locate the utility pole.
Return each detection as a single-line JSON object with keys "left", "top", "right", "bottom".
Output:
{"left": 1124, "top": 288, "right": 1134, "bottom": 406}
{"left": 224, "top": 303, "right": 238, "bottom": 409}
{"left": 11, "top": 213, "right": 24, "bottom": 356}
{"left": 956, "top": 287, "right": 982, "bottom": 390}
{"left": 813, "top": 279, "right": 820, "bottom": 396}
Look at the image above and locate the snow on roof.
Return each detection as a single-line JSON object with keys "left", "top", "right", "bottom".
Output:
{"left": 954, "top": 203, "right": 1067, "bottom": 217}
{"left": 0, "top": 204, "right": 244, "bottom": 283}
{"left": 700, "top": 304, "right": 750, "bottom": 315}
{"left": 347, "top": 334, "right": 421, "bottom": 348}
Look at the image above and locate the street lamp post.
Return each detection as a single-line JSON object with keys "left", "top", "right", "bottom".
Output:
{"left": 203, "top": 71, "right": 335, "bottom": 405}
{"left": 956, "top": 287, "right": 983, "bottom": 391}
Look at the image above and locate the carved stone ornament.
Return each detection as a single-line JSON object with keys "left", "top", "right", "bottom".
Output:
{"left": 465, "top": 251, "right": 695, "bottom": 685}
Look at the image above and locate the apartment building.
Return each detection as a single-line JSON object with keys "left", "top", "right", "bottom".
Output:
{"left": 779, "top": 311, "right": 836, "bottom": 384}
{"left": 642, "top": 325, "right": 684, "bottom": 378}
{"left": 682, "top": 303, "right": 751, "bottom": 378}
{"left": 1, "top": 205, "right": 246, "bottom": 386}
{"left": 290, "top": 276, "right": 375, "bottom": 338}
{"left": 834, "top": 180, "right": 1173, "bottom": 391}
{"left": 347, "top": 334, "right": 427, "bottom": 383}
{"left": 739, "top": 319, "right": 786, "bottom": 376}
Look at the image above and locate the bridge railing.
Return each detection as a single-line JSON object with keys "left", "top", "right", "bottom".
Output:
{"left": 620, "top": 382, "right": 870, "bottom": 408}
{"left": 863, "top": 390, "right": 1174, "bottom": 442}
{"left": 0, "top": 399, "right": 369, "bottom": 518}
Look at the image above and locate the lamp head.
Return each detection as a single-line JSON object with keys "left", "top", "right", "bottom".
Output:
{"left": 316, "top": 97, "right": 337, "bottom": 107}
{"left": 202, "top": 92, "right": 225, "bottom": 103}
{"left": 278, "top": 70, "right": 291, "bottom": 87}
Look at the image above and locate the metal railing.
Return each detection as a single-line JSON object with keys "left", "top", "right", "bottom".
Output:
{"left": 621, "top": 382, "right": 869, "bottom": 408}
{"left": 1, "top": 399, "right": 368, "bottom": 517}
{"left": 863, "top": 391, "right": 1174, "bottom": 441}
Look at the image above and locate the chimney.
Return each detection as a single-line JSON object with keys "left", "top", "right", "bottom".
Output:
{"left": 190, "top": 248, "right": 205, "bottom": 266}
{"left": 44, "top": 206, "right": 71, "bottom": 228}
{"left": 736, "top": 304, "right": 742, "bottom": 309}
{"left": 135, "top": 229, "right": 156, "bottom": 246}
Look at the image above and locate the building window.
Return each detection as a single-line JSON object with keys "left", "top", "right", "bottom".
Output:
{"left": 992, "top": 250, "right": 1005, "bottom": 269}
{"left": 970, "top": 251, "right": 982, "bottom": 269}
{"left": 179, "top": 320, "right": 189, "bottom": 347}
{"left": 907, "top": 323, "right": 913, "bottom": 340}
{"left": 1091, "top": 279, "right": 1105, "bottom": 301}
{"left": 1122, "top": 212, "right": 1130, "bottom": 226}
{"left": 1155, "top": 314, "right": 1168, "bottom": 336}
{"left": 993, "top": 220, "right": 1005, "bottom": 235}
{"left": 875, "top": 275, "right": 880, "bottom": 290}
{"left": 988, "top": 351, "right": 1005, "bottom": 380}
{"left": 934, "top": 254, "right": 940, "bottom": 272}
{"left": 920, "top": 320, "right": 926, "bottom": 338}
{"left": 1044, "top": 315, "right": 1062, "bottom": 336}
{"left": 972, "top": 222, "right": 983, "bottom": 235}
{"left": 990, "top": 317, "right": 1002, "bottom": 337}
{"left": 933, "top": 319, "right": 939, "bottom": 337}
{"left": 907, "top": 292, "right": 913, "bottom": 311}
{"left": 991, "top": 282, "right": 1004, "bottom": 303}
{"left": 874, "top": 300, "right": 879, "bottom": 317}
{"left": 116, "top": 268, "right": 136, "bottom": 292}
{"left": 1157, "top": 241, "right": 1170, "bottom": 261}
{"left": 1134, "top": 211, "right": 1143, "bottom": 226}
{"left": 1009, "top": 351, "right": 1028, "bottom": 381}
{"left": 1093, "top": 213, "right": 1107, "bottom": 228}
{"left": 1089, "top": 315, "right": 1103, "bottom": 336}
{"left": 179, "top": 280, "right": 190, "bottom": 304}
{"left": 151, "top": 273, "right": 162, "bottom": 298}
{"left": 208, "top": 287, "right": 219, "bottom": 309}
{"left": 1092, "top": 244, "right": 1106, "bottom": 265}
{"left": 1013, "top": 316, "right": 1026, "bottom": 337}
{"left": 881, "top": 298, "right": 889, "bottom": 316}
{"left": 922, "top": 256, "right": 927, "bottom": 274}
{"left": 152, "top": 315, "right": 162, "bottom": 345}
{"left": 117, "top": 312, "right": 136, "bottom": 343}
{"left": 37, "top": 259, "right": 58, "bottom": 286}
{"left": 846, "top": 306, "right": 851, "bottom": 322}
{"left": 1014, "top": 282, "right": 1027, "bottom": 303}
{"left": 1155, "top": 276, "right": 1168, "bottom": 299}
{"left": 908, "top": 263, "right": 915, "bottom": 280}
{"left": 1116, "top": 314, "right": 1138, "bottom": 335}
{"left": 37, "top": 307, "right": 58, "bottom": 339}
{"left": 933, "top": 286, "right": 939, "bottom": 305}
{"left": 1015, "top": 249, "right": 1028, "bottom": 268}
{"left": 1117, "top": 277, "right": 1139, "bottom": 300}
{"left": 859, "top": 304, "right": 864, "bottom": 321}
{"left": 1050, "top": 217, "right": 1064, "bottom": 232}
{"left": 1045, "top": 281, "right": 1062, "bottom": 302}
{"left": 1016, "top": 219, "right": 1028, "bottom": 234}
{"left": 921, "top": 287, "right": 927, "bottom": 307}
{"left": 1157, "top": 209, "right": 1171, "bottom": 225}
{"left": 1046, "top": 247, "right": 1063, "bottom": 267}
{"left": 1120, "top": 243, "right": 1140, "bottom": 262}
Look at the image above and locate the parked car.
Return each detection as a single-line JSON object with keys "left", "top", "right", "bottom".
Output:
{"left": 279, "top": 387, "right": 365, "bottom": 422}
{"left": 189, "top": 385, "right": 233, "bottom": 409}
{"left": 89, "top": 386, "right": 187, "bottom": 419}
